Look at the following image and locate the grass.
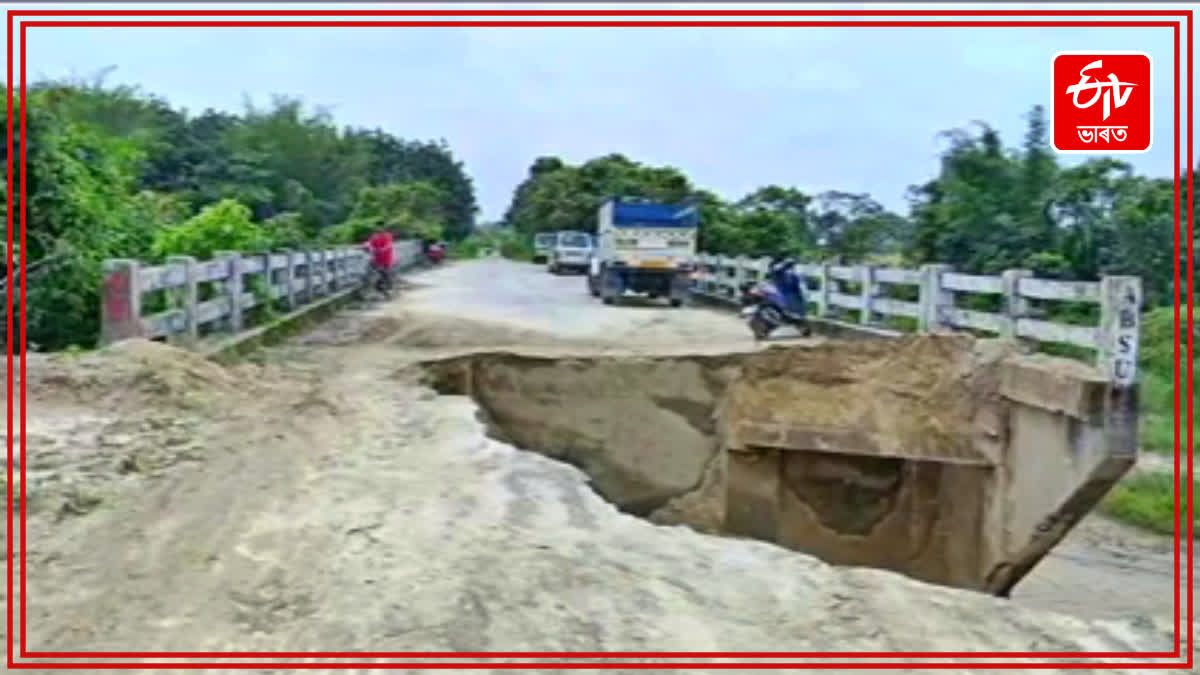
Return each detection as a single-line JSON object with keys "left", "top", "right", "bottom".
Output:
{"left": 1104, "top": 327, "right": 1195, "bottom": 534}
{"left": 1101, "top": 471, "right": 1199, "bottom": 535}
{"left": 1139, "top": 371, "right": 1192, "bottom": 455}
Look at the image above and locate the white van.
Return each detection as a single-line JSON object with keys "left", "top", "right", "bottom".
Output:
{"left": 548, "top": 230, "right": 593, "bottom": 275}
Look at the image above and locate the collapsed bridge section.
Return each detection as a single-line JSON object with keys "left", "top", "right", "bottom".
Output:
{"left": 420, "top": 335, "right": 1138, "bottom": 595}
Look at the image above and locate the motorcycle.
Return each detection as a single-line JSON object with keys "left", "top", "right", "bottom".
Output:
{"left": 426, "top": 243, "right": 446, "bottom": 265}
{"left": 739, "top": 280, "right": 812, "bottom": 341}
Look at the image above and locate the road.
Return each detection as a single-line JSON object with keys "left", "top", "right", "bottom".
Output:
{"left": 7, "top": 259, "right": 1194, "bottom": 672}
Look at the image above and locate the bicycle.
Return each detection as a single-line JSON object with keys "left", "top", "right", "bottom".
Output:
{"left": 362, "top": 262, "right": 393, "bottom": 300}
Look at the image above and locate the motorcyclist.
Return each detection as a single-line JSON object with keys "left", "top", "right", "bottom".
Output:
{"left": 766, "top": 256, "right": 807, "bottom": 320}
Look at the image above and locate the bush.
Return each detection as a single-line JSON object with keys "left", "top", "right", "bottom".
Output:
{"left": 262, "top": 211, "right": 309, "bottom": 249}
{"left": 448, "top": 228, "right": 531, "bottom": 261}
{"left": 449, "top": 237, "right": 482, "bottom": 260}
{"left": 498, "top": 231, "right": 534, "bottom": 261}
{"left": 1140, "top": 305, "right": 1189, "bottom": 378}
{"left": 151, "top": 199, "right": 272, "bottom": 260}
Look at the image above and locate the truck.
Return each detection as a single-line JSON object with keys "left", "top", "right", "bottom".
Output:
{"left": 547, "top": 230, "right": 594, "bottom": 275}
{"left": 532, "top": 231, "right": 557, "bottom": 264}
{"left": 586, "top": 197, "right": 698, "bottom": 307}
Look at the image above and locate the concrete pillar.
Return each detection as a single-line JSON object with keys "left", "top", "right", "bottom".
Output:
{"left": 859, "top": 264, "right": 876, "bottom": 325}
{"left": 99, "top": 259, "right": 142, "bottom": 345}
{"left": 165, "top": 255, "right": 197, "bottom": 344}
{"left": 1001, "top": 269, "right": 1033, "bottom": 339}
{"left": 283, "top": 250, "right": 297, "bottom": 309}
{"left": 216, "top": 251, "right": 243, "bottom": 333}
{"left": 1098, "top": 275, "right": 1142, "bottom": 388}
{"left": 918, "top": 264, "right": 953, "bottom": 333}
{"left": 318, "top": 249, "right": 330, "bottom": 295}
{"left": 304, "top": 249, "right": 315, "bottom": 302}
{"left": 816, "top": 263, "right": 831, "bottom": 318}
{"left": 326, "top": 250, "right": 337, "bottom": 293}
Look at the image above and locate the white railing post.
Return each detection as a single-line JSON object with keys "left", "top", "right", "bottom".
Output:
{"left": 816, "top": 263, "right": 831, "bottom": 317}
{"left": 859, "top": 264, "right": 876, "bottom": 325}
{"left": 166, "top": 255, "right": 198, "bottom": 343}
{"left": 732, "top": 256, "right": 747, "bottom": 300}
{"left": 1098, "top": 275, "right": 1142, "bottom": 388}
{"left": 260, "top": 252, "right": 273, "bottom": 308}
{"left": 216, "top": 251, "right": 243, "bottom": 333}
{"left": 318, "top": 249, "right": 330, "bottom": 296}
{"left": 303, "top": 249, "right": 315, "bottom": 302}
{"left": 919, "top": 264, "right": 953, "bottom": 333}
{"left": 283, "top": 250, "right": 297, "bottom": 309}
{"left": 1001, "top": 268, "right": 1033, "bottom": 338}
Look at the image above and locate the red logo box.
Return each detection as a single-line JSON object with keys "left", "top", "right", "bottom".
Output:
{"left": 1051, "top": 51, "right": 1153, "bottom": 153}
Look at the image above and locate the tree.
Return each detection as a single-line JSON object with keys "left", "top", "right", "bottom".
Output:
{"left": 6, "top": 77, "right": 481, "bottom": 349}
{"left": 329, "top": 181, "right": 450, "bottom": 243}
{"left": 503, "top": 154, "right": 696, "bottom": 236}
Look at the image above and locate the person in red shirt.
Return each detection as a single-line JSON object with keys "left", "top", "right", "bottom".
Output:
{"left": 363, "top": 231, "right": 395, "bottom": 290}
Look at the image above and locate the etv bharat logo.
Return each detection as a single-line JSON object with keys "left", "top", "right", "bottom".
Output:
{"left": 1051, "top": 52, "right": 1152, "bottom": 153}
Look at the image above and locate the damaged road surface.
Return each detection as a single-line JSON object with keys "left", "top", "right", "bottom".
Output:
{"left": 418, "top": 332, "right": 1140, "bottom": 596}
{"left": 7, "top": 260, "right": 1193, "bottom": 671}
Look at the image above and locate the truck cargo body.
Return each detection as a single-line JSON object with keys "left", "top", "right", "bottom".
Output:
{"left": 588, "top": 198, "right": 698, "bottom": 307}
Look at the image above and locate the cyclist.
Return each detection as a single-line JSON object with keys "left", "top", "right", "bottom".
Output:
{"left": 363, "top": 230, "right": 395, "bottom": 292}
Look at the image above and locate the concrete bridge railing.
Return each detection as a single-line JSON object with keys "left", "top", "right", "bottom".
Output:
{"left": 691, "top": 255, "right": 1142, "bottom": 388}
{"left": 100, "top": 240, "right": 423, "bottom": 348}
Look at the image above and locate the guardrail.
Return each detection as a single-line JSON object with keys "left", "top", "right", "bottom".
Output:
{"left": 100, "top": 240, "right": 423, "bottom": 346}
{"left": 692, "top": 255, "right": 1142, "bottom": 387}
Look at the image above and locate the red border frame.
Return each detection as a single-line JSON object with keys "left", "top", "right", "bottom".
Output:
{"left": 5, "top": 6, "right": 1193, "bottom": 671}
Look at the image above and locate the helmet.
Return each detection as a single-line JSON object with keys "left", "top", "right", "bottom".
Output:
{"left": 768, "top": 256, "right": 794, "bottom": 274}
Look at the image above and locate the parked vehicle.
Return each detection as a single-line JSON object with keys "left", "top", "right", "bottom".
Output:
{"left": 426, "top": 242, "right": 446, "bottom": 265}
{"left": 587, "top": 197, "right": 697, "bottom": 307}
{"left": 547, "top": 231, "right": 593, "bottom": 274}
{"left": 739, "top": 279, "right": 811, "bottom": 340}
{"left": 533, "top": 232, "right": 557, "bottom": 264}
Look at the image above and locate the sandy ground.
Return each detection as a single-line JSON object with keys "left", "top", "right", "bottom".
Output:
{"left": 5, "top": 258, "right": 1195, "bottom": 672}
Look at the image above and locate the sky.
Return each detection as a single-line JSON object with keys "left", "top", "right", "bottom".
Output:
{"left": 11, "top": 2, "right": 1196, "bottom": 222}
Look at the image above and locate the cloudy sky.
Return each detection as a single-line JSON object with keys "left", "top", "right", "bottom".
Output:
{"left": 12, "top": 2, "right": 1195, "bottom": 221}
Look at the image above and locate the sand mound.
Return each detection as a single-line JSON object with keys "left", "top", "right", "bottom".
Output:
{"left": 721, "top": 334, "right": 1028, "bottom": 464}
{"left": 30, "top": 338, "right": 243, "bottom": 411}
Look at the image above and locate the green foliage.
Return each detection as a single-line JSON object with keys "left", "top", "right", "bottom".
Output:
{"left": 904, "top": 110, "right": 1186, "bottom": 304}
{"left": 504, "top": 154, "right": 695, "bottom": 236}
{"left": 351, "top": 133, "right": 479, "bottom": 241}
{"left": 7, "top": 77, "right": 479, "bottom": 350}
{"left": 502, "top": 156, "right": 907, "bottom": 262}
{"left": 12, "top": 84, "right": 163, "bottom": 350}
{"left": 151, "top": 199, "right": 271, "bottom": 260}
{"left": 1136, "top": 306, "right": 1195, "bottom": 456}
{"left": 454, "top": 227, "right": 533, "bottom": 261}
{"left": 1140, "top": 306, "right": 1187, "bottom": 377}
{"left": 498, "top": 232, "right": 535, "bottom": 261}
{"left": 344, "top": 182, "right": 448, "bottom": 241}
{"left": 449, "top": 237, "right": 482, "bottom": 260}
{"left": 1102, "top": 472, "right": 1199, "bottom": 535}
{"left": 262, "top": 211, "right": 309, "bottom": 249}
